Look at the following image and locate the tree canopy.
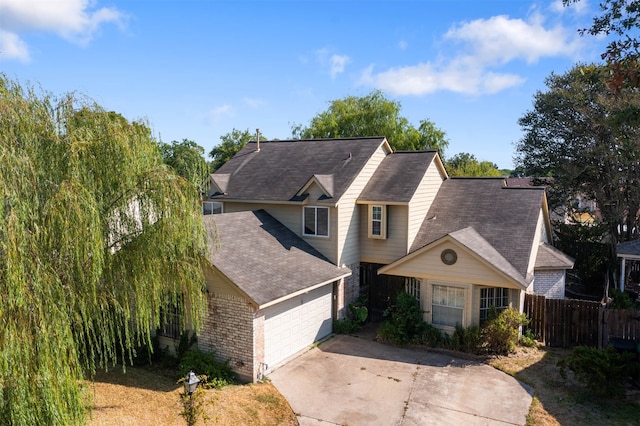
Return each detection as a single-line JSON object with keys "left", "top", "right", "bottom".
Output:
{"left": 0, "top": 75, "right": 208, "bottom": 424}
{"left": 209, "top": 128, "right": 259, "bottom": 171}
{"left": 291, "top": 90, "right": 449, "bottom": 154}
{"left": 159, "top": 138, "right": 210, "bottom": 191}
{"left": 514, "top": 63, "right": 640, "bottom": 244}
{"left": 445, "top": 152, "right": 503, "bottom": 177}
{"left": 566, "top": 0, "right": 640, "bottom": 89}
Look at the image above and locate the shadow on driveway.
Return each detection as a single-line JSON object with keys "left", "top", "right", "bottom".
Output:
{"left": 269, "top": 332, "right": 533, "bottom": 426}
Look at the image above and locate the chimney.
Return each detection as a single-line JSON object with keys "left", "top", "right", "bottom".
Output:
{"left": 256, "top": 128, "right": 261, "bottom": 152}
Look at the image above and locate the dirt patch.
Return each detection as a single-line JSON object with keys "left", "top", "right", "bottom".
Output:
{"left": 488, "top": 344, "right": 640, "bottom": 426}
{"left": 87, "top": 367, "right": 297, "bottom": 426}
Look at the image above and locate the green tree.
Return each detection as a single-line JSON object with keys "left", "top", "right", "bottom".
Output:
{"left": 291, "top": 90, "right": 449, "bottom": 154}
{"left": 566, "top": 0, "right": 640, "bottom": 89}
{"left": 515, "top": 63, "right": 640, "bottom": 244}
{"left": 209, "top": 128, "right": 260, "bottom": 171}
{"left": 445, "top": 152, "right": 502, "bottom": 177}
{"left": 159, "top": 139, "right": 210, "bottom": 190}
{"left": 0, "top": 75, "right": 208, "bottom": 425}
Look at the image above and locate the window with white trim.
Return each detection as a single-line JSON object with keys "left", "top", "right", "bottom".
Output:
{"left": 432, "top": 285, "right": 464, "bottom": 327}
{"left": 368, "top": 204, "right": 387, "bottom": 239}
{"left": 479, "top": 287, "right": 510, "bottom": 322}
{"left": 405, "top": 277, "right": 420, "bottom": 301}
{"left": 303, "top": 206, "right": 329, "bottom": 237}
{"left": 202, "top": 201, "right": 223, "bottom": 215}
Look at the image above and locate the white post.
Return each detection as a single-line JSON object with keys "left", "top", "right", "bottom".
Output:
{"left": 620, "top": 257, "right": 626, "bottom": 291}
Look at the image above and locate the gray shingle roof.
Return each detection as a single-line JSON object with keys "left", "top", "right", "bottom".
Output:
{"left": 617, "top": 239, "right": 640, "bottom": 257}
{"left": 358, "top": 151, "right": 439, "bottom": 203}
{"left": 410, "top": 178, "right": 546, "bottom": 280}
{"left": 535, "top": 242, "right": 575, "bottom": 270}
{"left": 212, "top": 137, "right": 388, "bottom": 203}
{"left": 203, "top": 210, "right": 351, "bottom": 307}
{"left": 448, "top": 227, "right": 530, "bottom": 286}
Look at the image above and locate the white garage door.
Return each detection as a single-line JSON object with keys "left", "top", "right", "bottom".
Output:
{"left": 263, "top": 284, "right": 333, "bottom": 369}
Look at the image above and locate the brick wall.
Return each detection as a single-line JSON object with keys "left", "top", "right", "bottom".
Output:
{"left": 533, "top": 270, "right": 566, "bottom": 299}
{"left": 198, "top": 292, "right": 256, "bottom": 383}
{"left": 336, "top": 262, "right": 361, "bottom": 319}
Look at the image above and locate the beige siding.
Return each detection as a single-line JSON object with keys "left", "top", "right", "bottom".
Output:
{"left": 359, "top": 204, "right": 409, "bottom": 263}
{"left": 336, "top": 143, "right": 390, "bottom": 266}
{"left": 525, "top": 209, "right": 546, "bottom": 277}
{"left": 220, "top": 201, "right": 338, "bottom": 264}
{"left": 407, "top": 159, "right": 445, "bottom": 251}
{"left": 204, "top": 265, "right": 246, "bottom": 299}
{"left": 383, "top": 241, "right": 522, "bottom": 289}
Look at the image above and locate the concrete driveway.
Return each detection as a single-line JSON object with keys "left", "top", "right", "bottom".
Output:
{"left": 269, "top": 332, "right": 533, "bottom": 426}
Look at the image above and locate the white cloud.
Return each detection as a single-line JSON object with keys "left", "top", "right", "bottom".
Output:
{"left": 208, "top": 105, "right": 233, "bottom": 124}
{"left": 550, "top": 0, "right": 590, "bottom": 15}
{"left": 0, "top": 29, "right": 29, "bottom": 61}
{"left": 398, "top": 40, "right": 408, "bottom": 50}
{"left": 243, "top": 97, "right": 266, "bottom": 108}
{"left": 330, "top": 54, "right": 350, "bottom": 78}
{"left": 444, "top": 14, "right": 581, "bottom": 65}
{"left": 0, "top": 0, "right": 125, "bottom": 61}
{"left": 362, "top": 12, "right": 583, "bottom": 96}
{"left": 314, "top": 48, "right": 351, "bottom": 78}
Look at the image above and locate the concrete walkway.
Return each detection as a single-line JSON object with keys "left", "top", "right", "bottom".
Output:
{"left": 269, "top": 332, "right": 533, "bottom": 426}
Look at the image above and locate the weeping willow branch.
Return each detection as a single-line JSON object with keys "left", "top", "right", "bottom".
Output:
{"left": 0, "top": 74, "right": 208, "bottom": 425}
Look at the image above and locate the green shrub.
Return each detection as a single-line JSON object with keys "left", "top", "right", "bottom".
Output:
{"left": 333, "top": 318, "right": 361, "bottom": 334}
{"left": 448, "top": 324, "right": 483, "bottom": 354}
{"left": 179, "top": 350, "right": 235, "bottom": 388}
{"left": 349, "top": 304, "right": 369, "bottom": 324}
{"left": 482, "top": 307, "right": 528, "bottom": 355}
{"left": 377, "top": 292, "right": 427, "bottom": 345}
{"left": 558, "top": 346, "right": 639, "bottom": 398}
{"left": 609, "top": 288, "right": 639, "bottom": 310}
{"left": 519, "top": 328, "right": 537, "bottom": 348}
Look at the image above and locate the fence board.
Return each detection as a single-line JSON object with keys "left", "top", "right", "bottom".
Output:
{"left": 524, "top": 294, "right": 605, "bottom": 348}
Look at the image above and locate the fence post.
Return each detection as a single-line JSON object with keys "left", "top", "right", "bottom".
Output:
{"left": 598, "top": 303, "right": 606, "bottom": 349}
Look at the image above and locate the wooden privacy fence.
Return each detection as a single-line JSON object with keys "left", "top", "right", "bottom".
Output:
{"left": 523, "top": 293, "right": 640, "bottom": 348}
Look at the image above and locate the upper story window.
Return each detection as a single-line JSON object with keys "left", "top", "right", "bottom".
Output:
{"left": 368, "top": 204, "right": 387, "bottom": 239}
{"left": 202, "top": 201, "right": 223, "bottom": 215}
{"left": 303, "top": 206, "right": 329, "bottom": 237}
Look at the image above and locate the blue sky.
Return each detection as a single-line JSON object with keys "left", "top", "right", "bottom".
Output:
{"left": 1, "top": 0, "right": 607, "bottom": 169}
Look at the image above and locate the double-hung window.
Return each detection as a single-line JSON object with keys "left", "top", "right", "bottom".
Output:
{"left": 303, "top": 206, "right": 329, "bottom": 237}
{"left": 479, "top": 287, "right": 510, "bottom": 322}
{"left": 432, "top": 285, "right": 464, "bottom": 327}
{"left": 368, "top": 204, "right": 387, "bottom": 239}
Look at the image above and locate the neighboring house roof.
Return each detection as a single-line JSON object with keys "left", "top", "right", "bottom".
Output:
{"left": 535, "top": 242, "right": 575, "bottom": 270}
{"left": 358, "top": 151, "right": 441, "bottom": 203}
{"left": 410, "top": 178, "right": 547, "bottom": 281}
{"left": 203, "top": 210, "right": 351, "bottom": 308}
{"left": 210, "top": 137, "right": 390, "bottom": 203}
{"left": 617, "top": 239, "right": 640, "bottom": 259}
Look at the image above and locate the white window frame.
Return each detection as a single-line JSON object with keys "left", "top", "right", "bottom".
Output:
{"left": 431, "top": 284, "right": 465, "bottom": 328}
{"left": 303, "top": 206, "right": 329, "bottom": 237}
{"left": 405, "top": 277, "right": 421, "bottom": 301}
{"left": 479, "top": 287, "right": 510, "bottom": 323}
{"left": 202, "top": 201, "right": 223, "bottom": 215}
{"left": 368, "top": 204, "right": 387, "bottom": 239}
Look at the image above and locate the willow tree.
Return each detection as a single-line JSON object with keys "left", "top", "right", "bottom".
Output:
{"left": 0, "top": 75, "right": 208, "bottom": 425}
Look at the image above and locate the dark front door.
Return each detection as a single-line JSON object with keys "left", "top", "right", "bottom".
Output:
{"left": 361, "top": 263, "right": 405, "bottom": 322}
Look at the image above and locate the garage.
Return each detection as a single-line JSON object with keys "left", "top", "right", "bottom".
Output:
{"left": 200, "top": 210, "right": 351, "bottom": 382}
{"left": 263, "top": 284, "right": 333, "bottom": 369}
